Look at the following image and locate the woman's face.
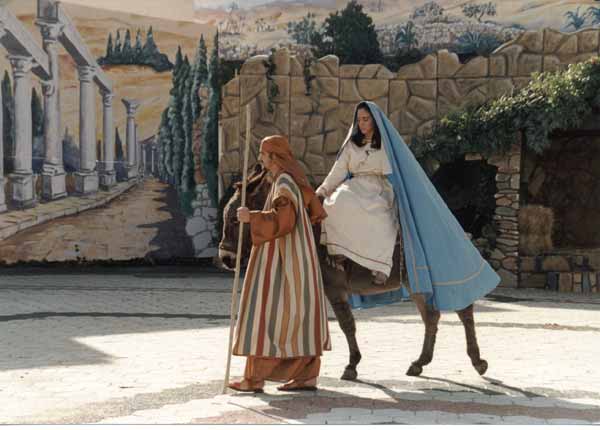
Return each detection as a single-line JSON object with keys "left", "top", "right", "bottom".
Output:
{"left": 356, "top": 108, "right": 374, "bottom": 137}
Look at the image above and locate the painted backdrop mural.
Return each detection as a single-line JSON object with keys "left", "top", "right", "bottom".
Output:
{"left": 1, "top": 0, "right": 600, "bottom": 265}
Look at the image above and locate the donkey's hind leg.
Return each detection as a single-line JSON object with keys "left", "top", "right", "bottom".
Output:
{"left": 406, "top": 293, "right": 441, "bottom": 376}
{"left": 457, "top": 304, "right": 488, "bottom": 375}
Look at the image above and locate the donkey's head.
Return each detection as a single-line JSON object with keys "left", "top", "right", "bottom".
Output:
{"left": 218, "top": 163, "right": 272, "bottom": 269}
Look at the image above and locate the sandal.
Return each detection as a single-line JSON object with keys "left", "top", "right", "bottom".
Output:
{"left": 277, "top": 378, "right": 318, "bottom": 392}
{"left": 372, "top": 271, "right": 388, "bottom": 286}
{"left": 228, "top": 379, "right": 264, "bottom": 393}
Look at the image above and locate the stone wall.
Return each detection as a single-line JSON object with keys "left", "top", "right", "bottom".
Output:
{"left": 219, "top": 27, "right": 600, "bottom": 287}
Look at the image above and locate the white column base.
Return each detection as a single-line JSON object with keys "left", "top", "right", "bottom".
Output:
{"left": 0, "top": 178, "right": 7, "bottom": 213}
{"left": 125, "top": 165, "right": 138, "bottom": 181}
{"left": 99, "top": 171, "right": 117, "bottom": 189}
{"left": 9, "top": 173, "right": 37, "bottom": 209}
{"left": 42, "top": 170, "right": 67, "bottom": 201}
{"left": 74, "top": 171, "right": 99, "bottom": 195}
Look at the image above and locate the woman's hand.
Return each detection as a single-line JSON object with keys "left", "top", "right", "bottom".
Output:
{"left": 316, "top": 187, "right": 328, "bottom": 199}
{"left": 237, "top": 207, "right": 250, "bottom": 223}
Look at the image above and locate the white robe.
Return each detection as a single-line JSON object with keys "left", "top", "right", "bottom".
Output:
{"left": 317, "top": 141, "right": 399, "bottom": 277}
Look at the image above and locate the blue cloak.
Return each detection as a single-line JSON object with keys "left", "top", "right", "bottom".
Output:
{"left": 346, "top": 101, "right": 500, "bottom": 311}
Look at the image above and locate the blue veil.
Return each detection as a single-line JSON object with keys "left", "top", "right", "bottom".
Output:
{"left": 344, "top": 101, "right": 500, "bottom": 311}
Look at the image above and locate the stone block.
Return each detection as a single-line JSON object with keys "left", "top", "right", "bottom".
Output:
{"left": 222, "top": 96, "right": 239, "bottom": 117}
{"left": 357, "top": 79, "right": 389, "bottom": 100}
{"left": 315, "top": 55, "right": 339, "bottom": 77}
{"left": 577, "top": 30, "right": 599, "bottom": 53}
{"left": 291, "top": 76, "right": 307, "bottom": 96}
{"left": 324, "top": 130, "right": 340, "bottom": 154}
{"left": 518, "top": 54, "right": 543, "bottom": 76}
{"left": 417, "top": 120, "right": 435, "bottom": 137}
{"left": 323, "top": 109, "right": 339, "bottom": 131}
{"left": 340, "top": 79, "right": 361, "bottom": 102}
{"left": 240, "top": 76, "right": 266, "bottom": 106}
{"left": 271, "top": 49, "right": 290, "bottom": 76}
{"left": 558, "top": 272, "right": 573, "bottom": 292}
{"left": 497, "top": 268, "right": 518, "bottom": 288}
{"left": 544, "top": 29, "right": 565, "bottom": 54}
{"left": 556, "top": 34, "right": 578, "bottom": 57}
{"left": 389, "top": 80, "right": 410, "bottom": 113}
{"left": 42, "top": 172, "right": 67, "bottom": 200}
{"left": 304, "top": 153, "right": 325, "bottom": 174}
{"left": 497, "top": 44, "right": 524, "bottom": 76}
{"left": 9, "top": 173, "right": 37, "bottom": 209}
{"left": 316, "top": 77, "right": 339, "bottom": 98}
{"left": 502, "top": 257, "right": 518, "bottom": 271}
{"left": 240, "top": 55, "right": 268, "bottom": 75}
{"left": 219, "top": 150, "right": 240, "bottom": 174}
{"left": 420, "top": 54, "right": 437, "bottom": 79}
{"left": 290, "top": 56, "right": 303, "bottom": 77}
{"left": 290, "top": 136, "right": 306, "bottom": 159}
{"left": 520, "top": 273, "right": 546, "bottom": 288}
{"left": 396, "top": 62, "right": 424, "bottom": 80}
{"left": 518, "top": 30, "right": 544, "bottom": 53}
{"left": 223, "top": 78, "right": 240, "bottom": 97}
{"left": 542, "top": 256, "right": 570, "bottom": 272}
{"left": 375, "top": 66, "right": 395, "bottom": 79}
{"left": 99, "top": 171, "right": 117, "bottom": 190}
{"left": 74, "top": 171, "right": 99, "bottom": 195}
{"left": 192, "top": 231, "right": 213, "bottom": 251}
{"left": 407, "top": 96, "right": 436, "bottom": 121}
{"left": 408, "top": 80, "right": 436, "bottom": 99}
{"left": 186, "top": 217, "right": 208, "bottom": 236}
{"left": 357, "top": 64, "right": 381, "bottom": 79}
{"left": 394, "top": 110, "right": 420, "bottom": 134}
{"left": 489, "top": 55, "right": 507, "bottom": 77}
{"left": 340, "top": 65, "right": 362, "bottom": 79}
{"left": 455, "top": 57, "right": 489, "bottom": 78}
{"left": 307, "top": 135, "right": 324, "bottom": 154}
{"left": 292, "top": 97, "right": 314, "bottom": 115}
{"left": 437, "top": 50, "right": 460, "bottom": 78}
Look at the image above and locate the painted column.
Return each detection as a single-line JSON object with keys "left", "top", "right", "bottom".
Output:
{"left": 151, "top": 145, "right": 156, "bottom": 176}
{"left": 0, "top": 51, "right": 5, "bottom": 213}
{"left": 99, "top": 91, "right": 116, "bottom": 189}
{"left": 8, "top": 55, "right": 36, "bottom": 209}
{"left": 37, "top": 20, "right": 67, "bottom": 201}
{"left": 122, "top": 98, "right": 140, "bottom": 180}
{"left": 75, "top": 65, "right": 98, "bottom": 194}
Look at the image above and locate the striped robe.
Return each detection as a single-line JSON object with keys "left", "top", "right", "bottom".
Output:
{"left": 233, "top": 172, "right": 331, "bottom": 358}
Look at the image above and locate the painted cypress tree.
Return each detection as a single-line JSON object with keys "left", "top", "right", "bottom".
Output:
{"left": 106, "top": 33, "right": 114, "bottom": 59}
{"left": 191, "top": 34, "right": 208, "bottom": 121}
{"left": 168, "top": 89, "right": 185, "bottom": 188}
{"left": 134, "top": 29, "right": 143, "bottom": 62}
{"left": 2, "top": 71, "right": 14, "bottom": 173}
{"left": 202, "top": 31, "right": 220, "bottom": 207}
{"left": 160, "top": 108, "right": 174, "bottom": 183}
{"left": 181, "top": 73, "right": 196, "bottom": 193}
{"left": 122, "top": 29, "right": 133, "bottom": 61}
{"left": 114, "top": 29, "right": 122, "bottom": 61}
{"left": 143, "top": 26, "right": 158, "bottom": 57}
{"left": 156, "top": 109, "right": 169, "bottom": 181}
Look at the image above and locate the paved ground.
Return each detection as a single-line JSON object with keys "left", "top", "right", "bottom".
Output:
{"left": 0, "top": 179, "right": 193, "bottom": 264}
{"left": 1, "top": 266, "right": 599, "bottom": 425}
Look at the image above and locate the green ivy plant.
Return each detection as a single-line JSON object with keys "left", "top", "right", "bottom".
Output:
{"left": 413, "top": 57, "right": 600, "bottom": 163}
{"left": 263, "top": 50, "right": 280, "bottom": 113}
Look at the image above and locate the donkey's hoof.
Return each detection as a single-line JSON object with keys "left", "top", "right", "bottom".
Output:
{"left": 341, "top": 366, "right": 357, "bottom": 381}
{"left": 406, "top": 363, "right": 423, "bottom": 377}
{"left": 474, "top": 360, "right": 488, "bottom": 376}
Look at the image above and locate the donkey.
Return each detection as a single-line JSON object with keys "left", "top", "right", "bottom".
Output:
{"left": 218, "top": 164, "right": 489, "bottom": 380}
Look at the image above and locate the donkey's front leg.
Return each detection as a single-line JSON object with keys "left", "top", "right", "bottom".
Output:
{"left": 457, "top": 304, "right": 488, "bottom": 375}
{"left": 322, "top": 264, "right": 362, "bottom": 381}
{"left": 406, "top": 293, "right": 440, "bottom": 376}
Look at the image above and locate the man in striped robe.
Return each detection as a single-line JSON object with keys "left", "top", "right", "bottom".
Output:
{"left": 229, "top": 135, "right": 331, "bottom": 393}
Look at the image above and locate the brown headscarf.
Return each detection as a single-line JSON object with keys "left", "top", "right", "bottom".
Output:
{"left": 260, "top": 135, "right": 327, "bottom": 224}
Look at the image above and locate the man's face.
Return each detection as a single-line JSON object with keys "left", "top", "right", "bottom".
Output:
{"left": 259, "top": 150, "right": 275, "bottom": 173}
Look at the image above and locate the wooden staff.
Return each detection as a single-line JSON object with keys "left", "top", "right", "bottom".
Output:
{"left": 222, "top": 104, "right": 252, "bottom": 394}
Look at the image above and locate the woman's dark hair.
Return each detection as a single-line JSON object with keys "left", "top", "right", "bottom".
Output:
{"left": 350, "top": 102, "right": 382, "bottom": 149}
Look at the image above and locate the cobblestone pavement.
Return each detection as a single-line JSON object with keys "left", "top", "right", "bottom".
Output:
{"left": 1, "top": 267, "right": 599, "bottom": 424}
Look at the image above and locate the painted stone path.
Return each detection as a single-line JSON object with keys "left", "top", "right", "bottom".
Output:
{"left": 0, "top": 269, "right": 599, "bottom": 424}
{"left": 0, "top": 178, "right": 193, "bottom": 264}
